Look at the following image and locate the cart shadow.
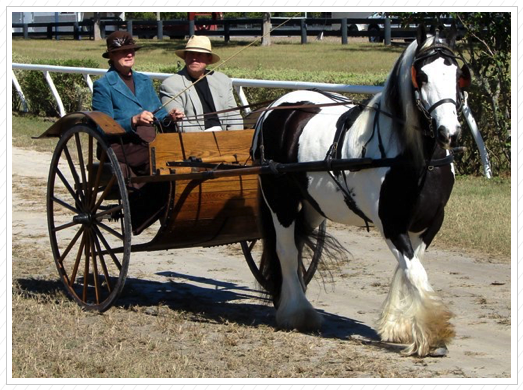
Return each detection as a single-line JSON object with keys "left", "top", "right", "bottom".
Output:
{"left": 126, "top": 271, "right": 380, "bottom": 341}
{"left": 119, "top": 272, "right": 275, "bottom": 328}
{"left": 15, "top": 274, "right": 380, "bottom": 343}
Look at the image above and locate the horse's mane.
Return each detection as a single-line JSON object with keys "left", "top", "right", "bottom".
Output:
{"left": 347, "top": 37, "right": 435, "bottom": 164}
{"left": 385, "top": 40, "right": 424, "bottom": 162}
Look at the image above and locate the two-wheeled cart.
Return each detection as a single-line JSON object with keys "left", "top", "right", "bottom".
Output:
{"left": 38, "top": 112, "right": 327, "bottom": 311}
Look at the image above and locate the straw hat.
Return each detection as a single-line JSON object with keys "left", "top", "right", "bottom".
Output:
{"left": 102, "top": 31, "right": 142, "bottom": 59}
{"left": 175, "top": 36, "right": 220, "bottom": 64}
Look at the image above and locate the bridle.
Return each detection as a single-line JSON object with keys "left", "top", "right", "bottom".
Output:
{"left": 410, "top": 36, "right": 471, "bottom": 138}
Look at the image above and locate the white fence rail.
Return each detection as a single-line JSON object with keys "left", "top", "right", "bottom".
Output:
{"left": 11, "top": 63, "right": 491, "bottom": 177}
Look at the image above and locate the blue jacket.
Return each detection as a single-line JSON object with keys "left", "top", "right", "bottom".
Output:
{"left": 92, "top": 67, "right": 168, "bottom": 134}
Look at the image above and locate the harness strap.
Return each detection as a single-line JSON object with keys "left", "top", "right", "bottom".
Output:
{"left": 362, "top": 101, "right": 386, "bottom": 159}
{"left": 427, "top": 98, "right": 458, "bottom": 114}
{"left": 322, "top": 105, "right": 373, "bottom": 230}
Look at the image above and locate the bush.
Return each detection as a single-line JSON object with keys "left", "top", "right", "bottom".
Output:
{"left": 390, "top": 12, "right": 511, "bottom": 177}
{"left": 14, "top": 58, "right": 99, "bottom": 117}
{"left": 452, "top": 13, "right": 511, "bottom": 176}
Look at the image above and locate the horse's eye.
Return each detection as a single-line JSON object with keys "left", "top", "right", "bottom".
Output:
{"left": 418, "top": 71, "right": 429, "bottom": 85}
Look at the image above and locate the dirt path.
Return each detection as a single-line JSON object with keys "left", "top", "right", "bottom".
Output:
{"left": 11, "top": 146, "right": 511, "bottom": 378}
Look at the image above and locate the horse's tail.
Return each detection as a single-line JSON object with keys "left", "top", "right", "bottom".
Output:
{"left": 258, "top": 196, "right": 349, "bottom": 305}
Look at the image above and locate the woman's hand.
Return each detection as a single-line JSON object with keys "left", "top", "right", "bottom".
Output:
{"left": 131, "top": 111, "right": 155, "bottom": 128}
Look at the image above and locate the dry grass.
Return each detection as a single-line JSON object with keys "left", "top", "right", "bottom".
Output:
{"left": 435, "top": 176, "right": 511, "bottom": 262}
{"left": 10, "top": 169, "right": 442, "bottom": 379}
{"left": 12, "top": 281, "right": 442, "bottom": 378}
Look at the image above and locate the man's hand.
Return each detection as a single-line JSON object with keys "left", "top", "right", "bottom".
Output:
{"left": 169, "top": 108, "right": 185, "bottom": 121}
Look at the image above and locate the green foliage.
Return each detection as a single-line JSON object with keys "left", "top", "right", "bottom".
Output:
{"left": 15, "top": 58, "right": 99, "bottom": 117}
{"left": 126, "top": 12, "right": 168, "bottom": 20}
{"left": 125, "top": 12, "right": 322, "bottom": 21}
{"left": 452, "top": 13, "right": 511, "bottom": 176}
{"left": 390, "top": 12, "right": 511, "bottom": 176}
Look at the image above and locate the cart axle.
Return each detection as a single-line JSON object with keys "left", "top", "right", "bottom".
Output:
{"left": 73, "top": 213, "right": 93, "bottom": 226}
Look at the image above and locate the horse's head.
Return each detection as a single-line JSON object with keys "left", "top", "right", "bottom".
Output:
{"left": 411, "top": 26, "right": 471, "bottom": 149}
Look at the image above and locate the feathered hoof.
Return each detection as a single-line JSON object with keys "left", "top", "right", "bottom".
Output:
{"left": 429, "top": 345, "right": 449, "bottom": 357}
{"left": 276, "top": 307, "right": 323, "bottom": 332}
{"left": 400, "top": 343, "right": 448, "bottom": 358}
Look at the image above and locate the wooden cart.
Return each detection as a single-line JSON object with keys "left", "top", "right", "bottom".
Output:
{"left": 37, "top": 112, "right": 325, "bottom": 311}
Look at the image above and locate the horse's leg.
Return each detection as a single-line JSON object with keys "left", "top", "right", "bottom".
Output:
{"left": 270, "top": 215, "right": 323, "bottom": 332}
{"left": 377, "top": 232, "right": 454, "bottom": 357}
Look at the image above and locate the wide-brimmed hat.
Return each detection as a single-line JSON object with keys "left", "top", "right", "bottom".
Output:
{"left": 175, "top": 35, "right": 220, "bottom": 64}
{"left": 102, "top": 31, "right": 142, "bottom": 58}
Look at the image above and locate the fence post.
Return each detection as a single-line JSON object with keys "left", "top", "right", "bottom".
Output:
{"left": 100, "top": 22, "right": 106, "bottom": 39}
{"left": 462, "top": 92, "right": 493, "bottom": 178}
{"left": 224, "top": 22, "right": 230, "bottom": 43}
{"left": 157, "top": 20, "right": 163, "bottom": 40}
{"left": 93, "top": 13, "right": 102, "bottom": 41}
{"left": 262, "top": 13, "right": 271, "bottom": 46}
{"left": 43, "top": 71, "right": 66, "bottom": 117}
{"left": 300, "top": 19, "right": 307, "bottom": 44}
{"left": 189, "top": 20, "right": 195, "bottom": 36}
{"left": 54, "top": 13, "right": 59, "bottom": 40}
{"left": 23, "top": 24, "right": 28, "bottom": 39}
{"left": 12, "top": 70, "right": 29, "bottom": 113}
{"left": 74, "top": 22, "right": 80, "bottom": 40}
{"left": 384, "top": 18, "right": 391, "bottom": 45}
{"left": 127, "top": 20, "right": 133, "bottom": 36}
{"left": 341, "top": 18, "right": 348, "bottom": 44}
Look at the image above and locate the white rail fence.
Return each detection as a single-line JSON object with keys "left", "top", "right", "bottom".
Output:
{"left": 12, "top": 63, "right": 492, "bottom": 178}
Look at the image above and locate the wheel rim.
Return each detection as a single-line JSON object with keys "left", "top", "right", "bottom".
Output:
{"left": 47, "top": 126, "right": 131, "bottom": 311}
{"left": 241, "top": 220, "right": 327, "bottom": 291}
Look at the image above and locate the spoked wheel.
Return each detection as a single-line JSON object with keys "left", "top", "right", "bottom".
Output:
{"left": 47, "top": 125, "right": 131, "bottom": 312}
{"left": 241, "top": 220, "right": 327, "bottom": 291}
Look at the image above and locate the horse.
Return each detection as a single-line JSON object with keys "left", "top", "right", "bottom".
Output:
{"left": 252, "top": 25, "right": 471, "bottom": 357}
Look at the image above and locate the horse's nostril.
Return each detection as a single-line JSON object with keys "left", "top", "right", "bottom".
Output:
{"left": 438, "top": 125, "right": 449, "bottom": 140}
{"left": 437, "top": 125, "right": 453, "bottom": 148}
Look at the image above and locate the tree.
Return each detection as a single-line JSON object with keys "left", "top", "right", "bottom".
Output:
{"left": 453, "top": 12, "right": 511, "bottom": 176}
{"left": 391, "top": 12, "right": 511, "bottom": 176}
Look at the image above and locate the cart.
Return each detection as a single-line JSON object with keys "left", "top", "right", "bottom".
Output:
{"left": 37, "top": 111, "right": 326, "bottom": 311}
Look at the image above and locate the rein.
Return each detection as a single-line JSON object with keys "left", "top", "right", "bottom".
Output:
{"left": 154, "top": 15, "right": 300, "bottom": 115}
{"left": 159, "top": 96, "right": 407, "bottom": 131}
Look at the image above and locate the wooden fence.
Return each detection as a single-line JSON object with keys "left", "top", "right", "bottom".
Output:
{"left": 12, "top": 17, "right": 445, "bottom": 45}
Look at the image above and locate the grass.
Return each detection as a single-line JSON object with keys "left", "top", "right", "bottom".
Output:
{"left": 11, "top": 285, "right": 421, "bottom": 378}
{"left": 12, "top": 37, "right": 400, "bottom": 85}
{"left": 12, "top": 113, "right": 57, "bottom": 151}
{"left": 437, "top": 175, "right": 511, "bottom": 261}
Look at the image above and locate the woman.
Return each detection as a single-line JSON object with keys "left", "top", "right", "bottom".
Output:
{"left": 92, "top": 31, "right": 179, "bottom": 234}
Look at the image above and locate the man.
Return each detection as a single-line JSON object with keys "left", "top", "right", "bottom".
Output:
{"left": 160, "top": 35, "right": 243, "bottom": 132}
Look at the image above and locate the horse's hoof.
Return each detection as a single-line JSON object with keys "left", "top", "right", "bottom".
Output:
{"left": 276, "top": 307, "right": 323, "bottom": 332}
{"left": 429, "top": 346, "right": 448, "bottom": 357}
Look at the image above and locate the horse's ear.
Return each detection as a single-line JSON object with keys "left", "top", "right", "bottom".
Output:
{"left": 417, "top": 24, "right": 427, "bottom": 47}
{"left": 411, "top": 66, "right": 419, "bottom": 89}
{"left": 459, "top": 64, "right": 472, "bottom": 89}
{"left": 446, "top": 23, "right": 457, "bottom": 48}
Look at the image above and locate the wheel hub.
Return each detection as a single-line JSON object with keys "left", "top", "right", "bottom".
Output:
{"left": 73, "top": 213, "right": 93, "bottom": 226}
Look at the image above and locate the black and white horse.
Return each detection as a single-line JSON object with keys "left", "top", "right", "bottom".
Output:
{"left": 252, "top": 26, "right": 471, "bottom": 357}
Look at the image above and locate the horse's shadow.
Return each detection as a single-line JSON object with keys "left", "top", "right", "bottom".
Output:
{"left": 15, "top": 272, "right": 382, "bottom": 343}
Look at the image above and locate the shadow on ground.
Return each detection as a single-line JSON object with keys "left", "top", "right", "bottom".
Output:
{"left": 15, "top": 272, "right": 381, "bottom": 343}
